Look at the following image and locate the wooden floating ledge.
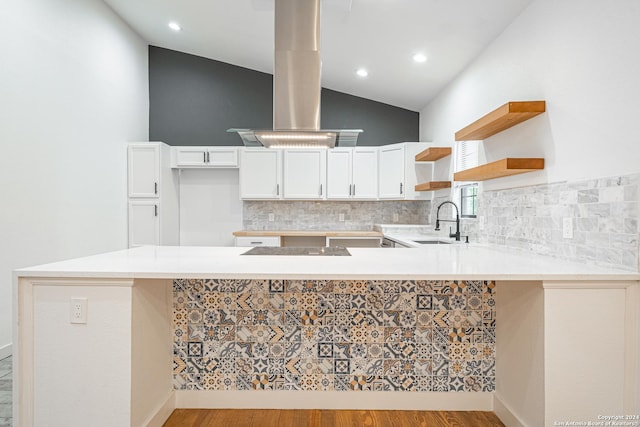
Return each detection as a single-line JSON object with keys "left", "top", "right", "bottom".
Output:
{"left": 415, "top": 147, "right": 452, "bottom": 162}
{"left": 415, "top": 181, "right": 452, "bottom": 191}
{"left": 455, "top": 101, "right": 546, "bottom": 141}
{"left": 454, "top": 158, "right": 544, "bottom": 181}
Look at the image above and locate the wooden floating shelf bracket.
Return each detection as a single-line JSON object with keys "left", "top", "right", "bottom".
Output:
{"left": 453, "top": 158, "right": 544, "bottom": 181}
{"left": 455, "top": 101, "right": 546, "bottom": 141}
{"left": 414, "top": 181, "right": 452, "bottom": 191}
{"left": 415, "top": 147, "right": 452, "bottom": 162}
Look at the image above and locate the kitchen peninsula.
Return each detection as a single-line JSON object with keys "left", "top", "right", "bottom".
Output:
{"left": 13, "top": 245, "right": 640, "bottom": 427}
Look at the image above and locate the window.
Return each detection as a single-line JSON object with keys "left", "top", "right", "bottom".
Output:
{"left": 454, "top": 141, "right": 479, "bottom": 218}
{"left": 460, "top": 184, "right": 478, "bottom": 218}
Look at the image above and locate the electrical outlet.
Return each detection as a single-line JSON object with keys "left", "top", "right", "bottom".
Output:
{"left": 70, "top": 297, "right": 88, "bottom": 324}
{"left": 562, "top": 217, "right": 574, "bottom": 239}
{"left": 479, "top": 216, "right": 485, "bottom": 230}
{"left": 268, "top": 213, "right": 275, "bottom": 222}
{"left": 339, "top": 213, "right": 345, "bottom": 222}
{"left": 393, "top": 213, "right": 399, "bottom": 223}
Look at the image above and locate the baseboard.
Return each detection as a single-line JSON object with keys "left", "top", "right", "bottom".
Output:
{"left": 144, "top": 391, "right": 176, "bottom": 427}
{"left": 176, "top": 391, "right": 493, "bottom": 411}
{"left": 0, "top": 343, "right": 11, "bottom": 360}
{"left": 493, "top": 393, "right": 526, "bottom": 427}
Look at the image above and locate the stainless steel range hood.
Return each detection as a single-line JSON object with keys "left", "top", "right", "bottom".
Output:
{"left": 228, "top": 0, "right": 362, "bottom": 148}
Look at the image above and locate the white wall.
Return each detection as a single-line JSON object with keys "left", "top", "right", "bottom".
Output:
{"left": 0, "top": 0, "right": 148, "bottom": 356}
{"left": 420, "top": 0, "right": 640, "bottom": 191}
{"left": 179, "top": 169, "right": 243, "bottom": 246}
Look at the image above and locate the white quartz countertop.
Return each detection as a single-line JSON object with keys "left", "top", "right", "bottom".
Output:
{"left": 14, "top": 245, "right": 639, "bottom": 281}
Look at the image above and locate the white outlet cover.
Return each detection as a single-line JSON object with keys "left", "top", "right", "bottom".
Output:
{"left": 70, "top": 297, "right": 88, "bottom": 324}
{"left": 562, "top": 217, "right": 574, "bottom": 239}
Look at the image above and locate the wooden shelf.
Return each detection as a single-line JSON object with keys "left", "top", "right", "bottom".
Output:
{"left": 454, "top": 158, "right": 544, "bottom": 181}
{"left": 415, "top": 147, "right": 451, "bottom": 162}
{"left": 455, "top": 101, "right": 546, "bottom": 141}
{"left": 414, "top": 181, "right": 452, "bottom": 192}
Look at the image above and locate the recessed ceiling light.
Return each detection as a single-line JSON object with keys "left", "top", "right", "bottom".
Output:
{"left": 168, "top": 22, "right": 182, "bottom": 31}
{"left": 413, "top": 53, "right": 427, "bottom": 63}
{"left": 356, "top": 68, "right": 368, "bottom": 77}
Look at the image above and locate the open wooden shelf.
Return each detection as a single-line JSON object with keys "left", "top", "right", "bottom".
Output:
{"left": 455, "top": 101, "right": 546, "bottom": 141}
{"left": 454, "top": 158, "right": 544, "bottom": 181}
{"left": 415, "top": 181, "right": 452, "bottom": 192}
{"left": 415, "top": 147, "right": 452, "bottom": 162}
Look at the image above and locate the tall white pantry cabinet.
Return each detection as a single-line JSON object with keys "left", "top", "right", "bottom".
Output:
{"left": 127, "top": 142, "right": 179, "bottom": 247}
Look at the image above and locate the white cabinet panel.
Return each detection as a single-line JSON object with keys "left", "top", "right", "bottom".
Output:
{"left": 352, "top": 148, "right": 378, "bottom": 199}
{"left": 171, "top": 147, "right": 238, "bottom": 168}
{"left": 127, "top": 142, "right": 179, "bottom": 248}
{"left": 326, "top": 149, "right": 352, "bottom": 199}
{"left": 378, "top": 144, "right": 405, "bottom": 199}
{"left": 128, "top": 144, "right": 159, "bottom": 198}
{"left": 240, "top": 149, "right": 282, "bottom": 199}
{"left": 235, "top": 236, "right": 281, "bottom": 247}
{"left": 128, "top": 200, "right": 159, "bottom": 247}
{"left": 283, "top": 149, "right": 326, "bottom": 199}
{"left": 207, "top": 148, "right": 238, "bottom": 167}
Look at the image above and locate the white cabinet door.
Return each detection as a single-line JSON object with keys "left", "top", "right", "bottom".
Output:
{"left": 172, "top": 147, "right": 239, "bottom": 168}
{"left": 172, "top": 147, "right": 208, "bottom": 167}
{"left": 128, "top": 144, "right": 159, "bottom": 198}
{"left": 378, "top": 144, "right": 405, "bottom": 199}
{"left": 128, "top": 200, "right": 159, "bottom": 247}
{"left": 352, "top": 147, "right": 378, "bottom": 199}
{"left": 239, "top": 149, "right": 282, "bottom": 199}
{"left": 326, "top": 149, "right": 352, "bottom": 199}
{"left": 206, "top": 147, "right": 238, "bottom": 167}
{"left": 283, "top": 149, "right": 327, "bottom": 199}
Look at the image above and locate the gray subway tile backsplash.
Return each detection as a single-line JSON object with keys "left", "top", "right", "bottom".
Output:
{"left": 243, "top": 201, "right": 430, "bottom": 231}
{"left": 241, "top": 173, "right": 639, "bottom": 271}
{"left": 438, "top": 172, "right": 639, "bottom": 271}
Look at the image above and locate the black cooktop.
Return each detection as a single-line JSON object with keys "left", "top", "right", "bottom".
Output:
{"left": 241, "top": 246, "right": 351, "bottom": 256}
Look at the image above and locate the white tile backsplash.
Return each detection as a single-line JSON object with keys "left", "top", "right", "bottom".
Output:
{"left": 431, "top": 173, "right": 640, "bottom": 271}
{"left": 243, "top": 201, "right": 430, "bottom": 231}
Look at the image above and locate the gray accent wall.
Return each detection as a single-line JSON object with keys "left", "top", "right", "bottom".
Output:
{"left": 149, "top": 46, "right": 418, "bottom": 146}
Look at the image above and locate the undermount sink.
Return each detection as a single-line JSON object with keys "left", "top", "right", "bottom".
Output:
{"left": 412, "top": 240, "right": 451, "bottom": 245}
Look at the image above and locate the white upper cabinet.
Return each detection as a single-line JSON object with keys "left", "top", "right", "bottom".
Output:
{"left": 327, "top": 148, "right": 378, "bottom": 200}
{"left": 378, "top": 144, "right": 405, "bottom": 199}
{"left": 171, "top": 146, "right": 238, "bottom": 168}
{"left": 378, "top": 143, "right": 432, "bottom": 200}
{"left": 351, "top": 148, "right": 379, "bottom": 199}
{"left": 283, "top": 149, "right": 327, "bottom": 199}
{"left": 239, "top": 148, "right": 283, "bottom": 199}
{"left": 327, "top": 149, "right": 352, "bottom": 199}
{"left": 128, "top": 144, "right": 159, "bottom": 198}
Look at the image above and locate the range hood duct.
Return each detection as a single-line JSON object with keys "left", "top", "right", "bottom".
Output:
{"left": 228, "top": 0, "right": 362, "bottom": 148}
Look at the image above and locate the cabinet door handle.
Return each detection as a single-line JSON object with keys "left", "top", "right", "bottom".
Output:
{"left": 319, "top": 184, "right": 323, "bottom": 196}
{"left": 206, "top": 152, "right": 210, "bottom": 163}
{"left": 276, "top": 184, "right": 280, "bottom": 195}
{"left": 154, "top": 182, "right": 158, "bottom": 195}
{"left": 348, "top": 184, "right": 352, "bottom": 196}
{"left": 154, "top": 204, "right": 158, "bottom": 217}
{"left": 353, "top": 184, "right": 356, "bottom": 196}
{"left": 250, "top": 241, "right": 263, "bottom": 245}
{"left": 203, "top": 152, "right": 207, "bottom": 163}
{"left": 400, "top": 183, "right": 403, "bottom": 194}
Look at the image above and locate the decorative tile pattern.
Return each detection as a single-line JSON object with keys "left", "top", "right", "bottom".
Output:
{"left": 173, "top": 279, "right": 496, "bottom": 392}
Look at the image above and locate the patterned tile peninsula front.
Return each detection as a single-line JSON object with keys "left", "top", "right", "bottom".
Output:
{"left": 173, "top": 279, "right": 496, "bottom": 392}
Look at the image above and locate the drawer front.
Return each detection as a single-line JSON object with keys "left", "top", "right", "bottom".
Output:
{"left": 235, "top": 236, "right": 281, "bottom": 247}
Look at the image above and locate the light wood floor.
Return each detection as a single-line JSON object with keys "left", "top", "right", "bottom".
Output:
{"left": 163, "top": 409, "right": 505, "bottom": 427}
